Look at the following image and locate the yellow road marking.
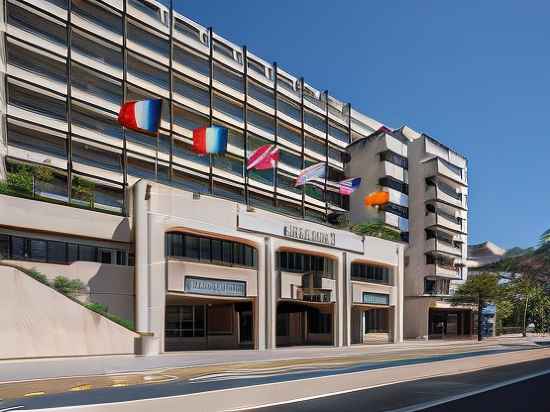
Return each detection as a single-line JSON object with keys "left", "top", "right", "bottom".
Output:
{"left": 111, "top": 383, "right": 128, "bottom": 387}
{"left": 24, "top": 392, "right": 45, "bottom": 397}
{"left": 69, "top": 384, "right": 92, "bottom": 392}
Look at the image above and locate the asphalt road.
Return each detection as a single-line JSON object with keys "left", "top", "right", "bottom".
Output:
{"left": 249, "top": 357, "right": 550, "bottom": 412}
{"left": 0, "top": 346, "right": 538, "bottom": 410}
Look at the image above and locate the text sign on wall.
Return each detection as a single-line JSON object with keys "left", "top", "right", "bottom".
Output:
{"left": 363, "top": 292, "right": 389, "bottom": 305}
{"left": 185, "top": 276, "right": 246, "bottom": 297}
{"left": 238, "top": 210, "right": 364, "bottom": 253}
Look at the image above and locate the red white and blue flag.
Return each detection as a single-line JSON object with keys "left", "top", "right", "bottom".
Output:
{"left": 118, "top": 99, "right": 162, "bottom": 136}
{"left": 295, "top": 163, "right": 326, "bottom": 187}
{"left": 192, "top": 126, "right": 228, "bottom": 155}
{"left": 338, "top": 177, "right": 362, "bottom": 195}
{"left": 247, "top": 145, "right": 280, "bottom": 170}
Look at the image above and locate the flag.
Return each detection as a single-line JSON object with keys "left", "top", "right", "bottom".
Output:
{"left": 338, "top": 177, "right": 361, "bottom": 195}
{"left": 247, "top": 145, "right": 280, "bottom": 170}
{"left": 192, "top": 126, "right": 228, "bottom": 155}
{"left": 364, "top": 191, "right": 390, "bottom": 207}
{"left": 295, "top": 163, "right": 326, "bottom": 187}
{"left": 118, "top": 99, "right": 162, "bottom": 136}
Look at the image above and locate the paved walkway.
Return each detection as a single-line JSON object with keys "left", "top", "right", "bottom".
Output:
{"left": 0, "top": 334, "right": 547, "bottom": 383}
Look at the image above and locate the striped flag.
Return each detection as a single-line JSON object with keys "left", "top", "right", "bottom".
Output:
{"left": 247, "top": 145, "right": 280, "bottom": 170}
{"left": 338, "top": 177, "right": 362, "bottom": 195}
{"left": 295, "top": 163, "right": 326, "bottom": 187}
{"left": 118, "top": 99, "right": 162, "bottom": 136}
{"left": 192, "top": 126, "right": 228, "bottom": 155}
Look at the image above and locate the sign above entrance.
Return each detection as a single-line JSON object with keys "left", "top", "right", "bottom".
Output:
{"left": 237, "top": 210, "right": 364, "bottom": 253}
{"left": 185, "top": 276, "right": 246, "bottom": 297}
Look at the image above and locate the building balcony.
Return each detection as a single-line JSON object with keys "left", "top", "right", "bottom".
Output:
{"left": 425, "top": 212, "right": 465, "bottom": 233}
{"left": 425, "top": 238, "right": 462, "bottom": 257}
{"left": 426, "top": 263, "right": 460, "bottom": 279}
{"left": 426, "top": 185, "right": 467, "bottom": 210}
{"left": 382, "top": 161, "right": 406, "bottom": 182}
{"left": 426, "top": 157, "right": 467, "bottom": 187}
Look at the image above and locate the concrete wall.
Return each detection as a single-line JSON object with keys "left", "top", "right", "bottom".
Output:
{"left": 0, "top": 266, "right": 138, "bottom": 359}
{"left": 1, "top": 260, "right": 135, "bottom": 323}
{"left": 404, "top": 297, "right": 432, "bottom": 339}
{"left": 0, "top": 0, "right": 7, "bottom": 182}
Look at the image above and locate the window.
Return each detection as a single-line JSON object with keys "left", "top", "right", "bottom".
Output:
{"left": 213, "top": 39, "right": 236, "bottom": 60}
{"left": 173, "top": 45, "right": 210, "bottom": 76}
{"left": 7, "top": 122, "right": 66, "bottom": 159}
{"left": 173, "top": 75, "right": 209, "bottom": 107}
{"left": 351, "top": 263, "right": 390, "bottom": 284}
{"left": 305, "top": 135, "right": 325, "bottom": 156}
{"left": 127, "top": 21, "right": 168, "bottom": 59}
{"left": 247, "top": 58, "right": 270, "bottom": 78}
{"left": 247, "top": 109, "right": 275, "bottom": 134}
{"left": 277, "top": 172, "right": 301, "bottom": 195}
{"left": 72, "top": 139, "right": 122, "bottom": 174}
{"left": 165, "top": 305, "right": 205, "bottom": 338}
{"left": 127, "top": 53, "right": 168, "bottom": 89}
{"left": 213, "top": 181, "right": 244, "bottom": 203}
{"left": 276, "top": 197, "right": 302, "bottom": 217}
{"left": 1, "top": 234, "right": 127, "bottom": 265}
{"left": 304, "top": 110, "right": 326, "bottom": 133}
{"left": 72, "top": 105, "right": 123, "bottom": 143}
{"left": 381, "top": 203, "right": 409, "bottom": 219}
{"left": 380, "top": 150, "right": 408, "bottom": 169}
{"left": 277, "top": 251, "right": 335, "bottom": 278}
{"left": 329, "top": 124, "right": 349, "bottom": 143}
{"left": 165, "top": 232, "right": 256, "bottom": 268}
{"left": 172, "top": 168, "right": 210, "bottom": 193}
{"left": 379, "top": 176, "right": 408, "bottom": 195}
{"left": 174, "top": 18, "right": 205, "bottom": 44}
{"left": 7, "top": 3, "right": 66, "bottom": 48}
{"left": 424, "top": 277, "right": 450, "bottom": 295}
{"left": 72, "top": 30, "right": 122, "bottom": 72}
{"left": 279, "top": 149, "right": 302, "bottom": 170}
{"left": 213, "top": 94, "right": 243, "bottom": 122}
{"left": 72, "top": 62, "right": 122, "bottom": 106}
{"left": 277, "top": 123, "right": 302, "bottom": 147}
{"left": 7, "top": 42, "right": 66, "bottom": 84}
{"left": 214, "top": 63, "right": 243, "bottom": 92}
{"left": 307, "top": 310, "right": 332, "bottom": 334}
{"left": 8, "top": 82, "right": 66, "bottom": 121}
{"left": 277, "top": 97, "right": 301, "bottom": 122}
{"left": 248, "top": 80, "right": 274, "bottom": 108}
{"left": 364, "top": 309, "right": 389, "bottom": 333}
{"left": 72, "top": 0, "right": 122, "bottom": 36}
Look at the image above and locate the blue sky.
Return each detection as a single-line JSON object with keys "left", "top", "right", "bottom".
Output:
{"left": 169, "top": 0, "right": 549, "bottom": 249}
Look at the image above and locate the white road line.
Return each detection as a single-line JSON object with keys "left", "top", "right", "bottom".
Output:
{"left": 387, "top": 368, "right": 550, "bottom": 412}
{"left": 0, "top": 406, "right": 25, "bottom": 412}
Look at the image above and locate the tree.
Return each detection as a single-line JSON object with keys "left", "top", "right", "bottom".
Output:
{"left": 452, "top": 273, "right": 501, "bottom": 341}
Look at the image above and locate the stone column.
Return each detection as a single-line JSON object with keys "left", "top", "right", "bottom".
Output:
{"left": 265, "top": 237, "right": 277, "bottom": 349}
{"left": 255, "top": 236, "right": 266, "bottom": 350}
{"left": 394, "top": 245, "right": 404, "bottom": 343}
{"left": 334, "top": 252, "right": 344, "bottom": 347}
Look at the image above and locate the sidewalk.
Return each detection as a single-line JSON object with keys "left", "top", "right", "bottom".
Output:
{"left": 0, "top": 335, "right": 547, "bottom": 384}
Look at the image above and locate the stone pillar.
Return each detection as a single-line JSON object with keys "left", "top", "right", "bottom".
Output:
{"left": 394, "top": 245, "right": 404, "bottom": 343}
{"left": 343, "top": 252, "right": 351, "bottom": 346}
{"left": 265, "top": 237, "right": 277, "bottom": 349}
{"left": 255, "top": 236, "right": 266, "bottom": 350}
{"left": 334, "top": 252, "right": 344, "bottom": 347}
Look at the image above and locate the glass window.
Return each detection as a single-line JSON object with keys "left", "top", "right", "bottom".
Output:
{"left": 184, "top": 235, "right": 200, "bottom": 260}
{"left": 127, "top": 53, "right": 168, "bottom": 89}
{"left": 199, "top": 238, "right": 211, "bottom": 261}
{"left": 72, "top": 30, "right": 123, "bottom": 72}
{"left": 174, "top": 18, "right": 204, "bottom": 44}
{"left": 277, "top": 172, "right": 301, "bottom": 194}
{"left": 329, "top": 124, "right": 349, "bottom": 143}
{"left": 11, "top": 237, "right": 26, "bottom": 259}
{"left": 248, "top": 80, "right": 274, "bottom": 108}
{"left": 8, "top": 82, "right": 66, "bottom": 121}
{"left": 127, "top": 22, "right": 168, "bottom": 59}
{"left": 213, "top": 94, "right": 243, "bottom": 122}
{"left": 7, "top": 122, "right": 66, "bottom": 159}
{"left": 172, "top": 168, "right": 210, "bottom": 193}
{"left": 7, "top": 3, "right": 66, "bottom": 48}
{"left": 71, "top": 62, "right": 122, "bottom": 107}
{"left": 72, "top": 139, "right": 122, "bottom": 174}
{"left": 277, "top": 97, "right": 300, "bottom": 122}
{"left": 127, "top": 155, "right": 156, "bottom": 180}
{"left": 213, "top": 181, "right": 244, "bottom": 203}
{"left": 213, "top": 39, "right": 235, "bottom": 60}
{"left": 247, "top": 109, "right": 275, "bottom": 134}
{"left": 277, "top": 123, "right": 302, "bottom": 147}
{"left": 247, "top": 58, "right": 270, "bottom": 78}
{"left": 276, "top": 198, "right": 302, "bottom": 217}
{"left": 173, "top": 75, "right": 209, "bottom": 107}
{"left": 211, "top": 239, "right": 222, "bottom": 263}
{"left": 7, "top": 43, "right": 66, "bottom": 84}
{"left": 72, "top": 0, "right": 122, "bottom": 37}
{"left": 173, "top": 138, "right": 209, "bottom": 167}
{"left": 380, "top": 150, "right": 408, "bottom": 169}
{"left": 305, "top": 135, "right": 325, "bottom": 156}
{"left": 222, "top": 241, "right": 233, "bottom": 264}
{"left": 304, "top": 110, "right": 326, "bottom": 132}
{"left": 249, "top": 191, "right": 275, "bottom": 210}
{"left": 351, "top": 263, "right": 390, "bottom": 284}
{"left": 174, "top": 44, "right": 210, "bottom": 76}
{"left": 72, "top": 105, "right": 123, "bottom": 143}
{"left": 78, "top": 245, "right": 97, "bottom": 262}
{"left": 213, "top": 63, "right": 243, "bottom": 92}
{"left": 30, "top": 239, "right": 47, "bottom": 261}
{"left": 279, "top": 149, "right": 302, "bottom": 170}
{"left": 47, "top": 241, "right": 67, "bottom": 264}
{"left": 213, "top": 154, "right": 243, "bottom": 177}
{"left": 0, "top": 235, "right": 9, "bottom": 259}
{"left": 68, "top": 243, "right": 78, "bottom": 262}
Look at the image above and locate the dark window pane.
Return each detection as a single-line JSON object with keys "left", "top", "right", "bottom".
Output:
{"left": 0, "top": 235, "right": 9, "bottom": 259}
{"left": 30, "top": 239, "right": 47, "bottom": 261}
{"left": 116, "top": 250, "right": 127, "bottom": 265}
{"left": 222, "top": 241, "right": 232, "bottom": 264}
{"left": 79, "top": 245, "right": 97, "bottom": 262}
{"left": 11, "top": 237, "right": 26, "bottom": 259}
{"left": 185, "top": 235, "right": 200, "bottom": 260}
{"left": 68, "top": 244, "right": 78, "bottom": 262}
{"left": 200, "top": 238, "right": 211, "bottom": 261}
{"left": 47, "top": 241, "right": 67, "bottom": 264}
{"left": 211, "top": 239, "right": 222, "bottom": 263}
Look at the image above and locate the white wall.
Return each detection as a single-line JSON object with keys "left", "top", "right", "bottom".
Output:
{"left": 0, "top": 266, "right": 138, "bottom": 359}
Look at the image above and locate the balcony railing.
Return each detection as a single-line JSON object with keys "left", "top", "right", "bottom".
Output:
{"left": 296, "top": 287, "right": 332, "bottom": 303}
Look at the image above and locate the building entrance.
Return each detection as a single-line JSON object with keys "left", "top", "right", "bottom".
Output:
{"left": 276, "top": 301, "right": 333, "bottom": 347}
{"left": 428, "top": 308, "right": 473, "bottom": 339}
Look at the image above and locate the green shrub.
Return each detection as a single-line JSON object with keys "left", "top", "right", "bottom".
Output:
{"left": 85, "top": 302, "right": 134, "bottom": 331}
{"left": 52, "top": 276, "right": 85, "bottom": 296}
{"left": 27, "top": 268, "right": 50, "bottom": 285}
{"left": 6, "top": 166, "right": 34, "bottom": 195}
{"left": 350, "top": 221, "right": 402, "bottom": 242}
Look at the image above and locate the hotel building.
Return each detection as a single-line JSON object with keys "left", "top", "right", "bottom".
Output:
{"left": 0, "top": 0, "right": 407, "bottom": 357}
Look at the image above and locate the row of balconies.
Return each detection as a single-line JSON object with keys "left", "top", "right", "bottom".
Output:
{"left": 15, "top": 0, "right": 379, "bottom": 139}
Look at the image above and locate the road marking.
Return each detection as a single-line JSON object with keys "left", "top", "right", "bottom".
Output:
{"left": 386, "top": 368, "right": 550, "bottom": 412}
{"left": 69, "top": 384, "right": 92, "bottom": 392}
{"left": 0, "top": 406, "right": 25, "bottom": 412}
{"left": 143, "top": 374, "right": 178, "bottom": 383}
{"left": 23, "top": 392, "right": 45, "bottom": 397}
{"left": 111, "top": 383, "right": 128, "bottom": 388}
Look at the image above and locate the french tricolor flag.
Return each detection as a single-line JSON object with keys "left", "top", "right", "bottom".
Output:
{"left": 192, "top": 126, "right": 228, "bottom": 155}
{"left": 117, "top": 99, "right": 162, "bottom": 136}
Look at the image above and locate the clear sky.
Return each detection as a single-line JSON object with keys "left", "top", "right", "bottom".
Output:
{"left": 167, "top": 0, "right": 549, "bottom": 249}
